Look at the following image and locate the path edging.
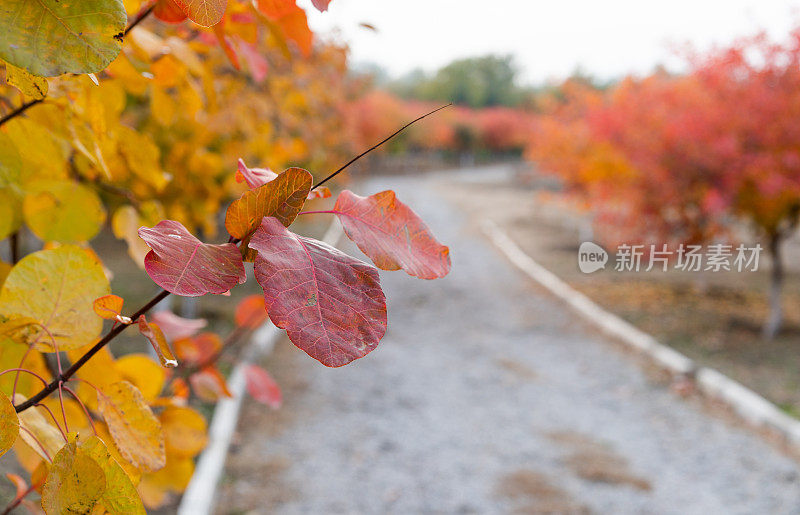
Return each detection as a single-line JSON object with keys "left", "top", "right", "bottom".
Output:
{"left": 178, "top": 220, "right": 344, "bottom": 515}
{"left": 480, "top": 218, "right": 800, "bottom": 450}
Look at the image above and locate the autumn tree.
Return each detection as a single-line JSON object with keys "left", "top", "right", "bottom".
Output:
{"left": 0, "top": 0, "right": 452, "bottom": 512}
{"left": 528, "top": 31, "right": 800, "bottom": 338}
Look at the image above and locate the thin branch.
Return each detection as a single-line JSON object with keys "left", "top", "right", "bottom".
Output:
{"left": 311, "top": 103, "right": 451, "bottom": 191}
{"left": 14, "top": 289, "right": 170, "bottom": 413}
{"left": 0, "top": 99, "right": 43, "bottom": 128}
{"left": 124, "top": 3, "right": 155, "bottom": 36}
{"left": 1, "top": 483, "right": 37, "bottom": 515}
{"left": 10, "top": 232, "right": 20, "bottom": 264}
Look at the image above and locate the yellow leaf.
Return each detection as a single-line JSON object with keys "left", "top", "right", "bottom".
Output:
{"left": 41, "top": 398, "right": 91, "bottom": 435}
{"left": 13, "top": 439, "right": 44, "bottom": 473}
{"left": 138, "top": 454, "right": 194, "bottom": 507}
{"left": 95, "top": 422, "right": 141, "bottom": 485}
{"left": 0, "top": 246, "right": 110, "bottom": 352}
{"left": 23, "top": 180, "right": 106, "bottom": 243}
{"left": 0, "top": 344, "right": 49, "bottom": 398}
{"left": 117, "top": 126, "right": 168, "bottom": 191}
{"left": 3, "top": 118, "right": 68, "bottom": 182}
{"left": 93, "top": 295, "right": 124, "bottom": 320}
{"left": 14, "top": 394, "right": 65, "bottom": 462}
{"left": 0, "top": 393, "right": 19, "bottom": 457}
{"left": 0, "top": 261, "right": 11, "bottom": 290}
{"left": 97, "top": 381, "right": 166, "bottom": 472}
{"left": 80, "top": 435, "right": 146, "bottom": 514}
{"left": 0, "top": 133, "right": 22, "bottom": 186}
{"left": 115, "top": 354, "right": 166, "bottom": 402}
{"left": 159, "top": 406, "right": 207, "bottom": 459}
{"left": 151, "top": 85, "right": 177, "bottom": 126}
{"left": 0, "top": 188, "right": 22, "bottom": 240}
{"left": 42, "top": 437, "right": 106, "bottom": 515}
{"left": 4, "top": 62, "right": 48, "bottom": 99}
{"left": 112, "top": 206, "right": 150, "bottom": 267}
{"left": 66, "top": 345, "right": 122, "bottom": 412}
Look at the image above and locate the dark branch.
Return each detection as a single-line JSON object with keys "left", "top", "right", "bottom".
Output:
{"left": 14, "top": 289, "right": 170, "bottom": 413}
{"left": 124, "top": 4, "right": 155, "bottom": 36}
{"left": 0, "top": 99, "right": 43, "bottom": 128}
{"left": 311, "top": 103, "right": 452, "bottom": 191}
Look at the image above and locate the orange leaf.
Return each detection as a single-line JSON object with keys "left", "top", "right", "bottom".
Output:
{"left": 189, "top": 367, "right": 232, "bottom": 402}
{"left": 234, "top": 294, "right": 267, "bottom": 328}
{"left": 138, "top": 315, "right": 178, "bottom": 368}
{"left": 153, "top": 0, "right": 188, "bottom": 23}
{"left": 93, "top": 294, "right": 126, "bottom": 321}
{"left": 276, "top": 5, "right": 313, "bottom": 57}
{"left": 173, "top": 0, "right": 226, "bottom": 26}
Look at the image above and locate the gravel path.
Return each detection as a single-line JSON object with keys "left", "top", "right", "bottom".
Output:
{"left": 217, "top": 169, "right": 800, "bottom": 514}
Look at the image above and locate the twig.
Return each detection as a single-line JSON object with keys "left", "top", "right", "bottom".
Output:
{"left": 312, "top": 103, "right": 451, "bottom": 191}
{"left": 10, "top": 232, "right": 20, "bottom": 264}
{"left": 0, "top": 99, "right": 43, "bottom": 128}
{"left": 14, "top": 289, "right": 170, "bottom": 413}
{"left": 124, "top": 3, "right": 155, "bottom": 36}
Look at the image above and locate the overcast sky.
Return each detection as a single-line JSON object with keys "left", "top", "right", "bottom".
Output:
{"left": 298, "top": 0, "right": 800, "bottom": 85}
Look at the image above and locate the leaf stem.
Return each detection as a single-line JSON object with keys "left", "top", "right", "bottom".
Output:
{"left": 10, "top": 232, "right": 20, "bottom": 264}
{"left": 13, "top": 289, "right": 170, "bottom": 413}
{"left": 311, "top": 103, "right": 451, "bottom": 191}
{"left": 298, "top": 210, "right": 338, "bottom": 216}
{"left": 0, "top": 99, "right": 43, "bottom": 129}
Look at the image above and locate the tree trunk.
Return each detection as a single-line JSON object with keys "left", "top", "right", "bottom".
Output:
{"left": 762, "top": 233, "right": 784, "bottom": 340}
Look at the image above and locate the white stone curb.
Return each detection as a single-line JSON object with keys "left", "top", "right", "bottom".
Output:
{"left": 479, "top": 218, "right": 800, "bottom": 449}
{"left": 178, "top": 220, "right": 344, "bottom": 515}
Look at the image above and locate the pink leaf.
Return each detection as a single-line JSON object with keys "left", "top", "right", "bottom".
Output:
{"left": 250, "top": 217, "right": 387, "bottom": 367}
{"left": 151, "top": 310, "right": 208, "bottom": 341}
{"left": 236, "top": 159, "right": 279, "bottom": 189}
{"left": 311, "top": 0, "right": 332, "bottom": 12}
{"left": 244, "top": 364, "right": 282, "bottom": 409}
{"left": 138, "top": 220, "right": 246, "bottom": 297}
{"left": 236, "top": 40, "right": 269, "bottom": 83}
{"left": 332, "top": 190, "right": 451, "bottom": 279}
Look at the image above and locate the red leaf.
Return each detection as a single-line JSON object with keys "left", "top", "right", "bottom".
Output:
{"left": 173, "top": 0, "right": 227, "bottom": 26}
{"left": 255, "top": 0, "right": 297, "bottom": 20}
{"left": 138, "top": 220, "right": 246, "bottom": 296}
{"left": 153, "top": 0, "right": 188, "bottom": 23}
{"left": 151, "top": 310, "right": 208, "bottom": 341}
{"left": 244, "top": 364, "right": 281, "bottom": 409}
{"left": 235, "top": 295, "right": 268, "bottom": 328}
{"left": 251, "top": 217, "right": 387, "bottom": 367}
{"left": 310, "top": 0, "right": 332, "bottom": 12}
{"left": 332, "top": 190, "right": 451, "bottom": 279}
